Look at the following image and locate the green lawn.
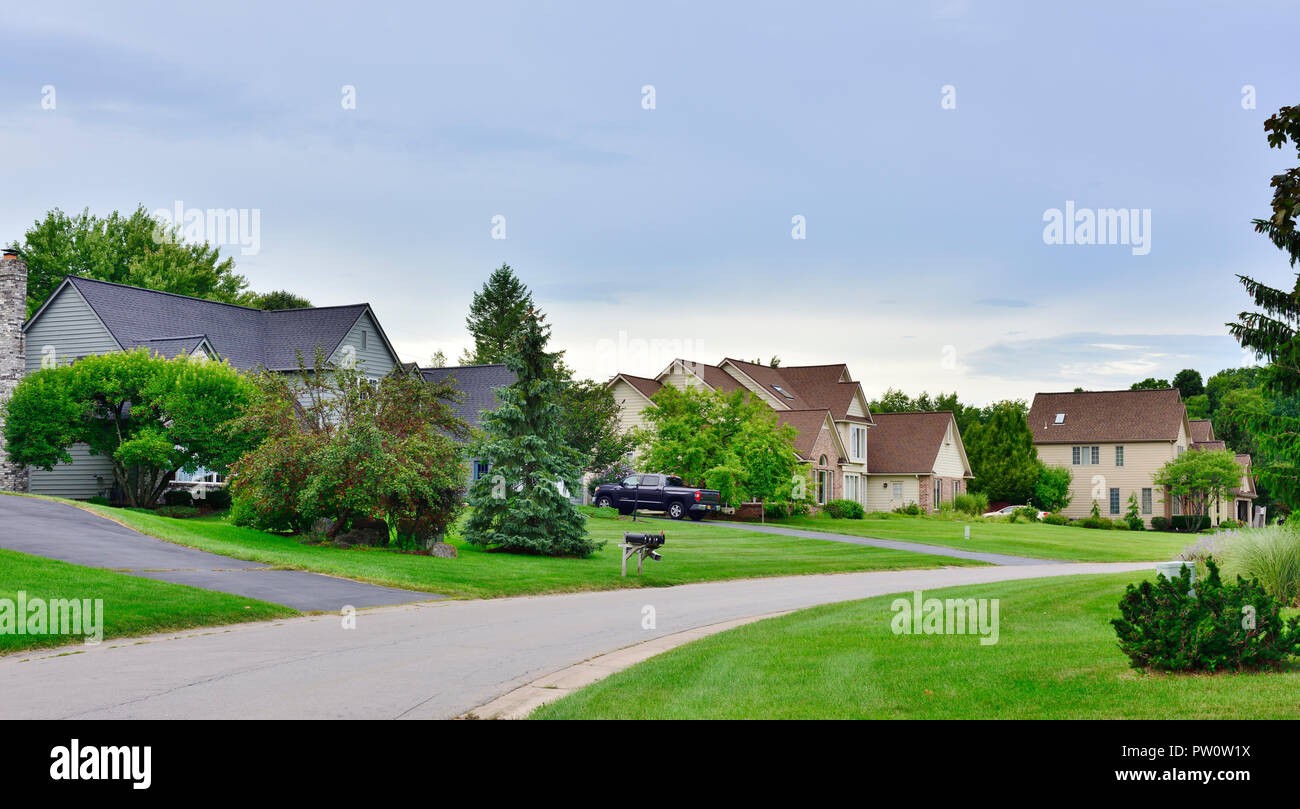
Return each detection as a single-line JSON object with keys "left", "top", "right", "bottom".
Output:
{"left": 746, "top": 512, "right": 1192, "bottom": 562}
{"left": 533, "top": 572, "right": 1300, "bottom": 719}
{"left": 59, "top": 501, "right": 983, "bottom": 600}
{"left": 0, "top": 546, "right": 294, "bottom": 655}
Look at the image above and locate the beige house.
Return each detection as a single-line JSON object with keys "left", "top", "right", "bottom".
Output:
{"left": 610, "top": 358, "right": 972, "bottom": 512}
{"left": 1028, "top": 388, "right": 1258, "bottom": 527}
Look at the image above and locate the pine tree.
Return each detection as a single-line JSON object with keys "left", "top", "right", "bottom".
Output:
{"left": 463, "top": 308, "right": 597, "bottom": 556}
{"left": 461, "top": 264, "right": 533, "bottom": 365}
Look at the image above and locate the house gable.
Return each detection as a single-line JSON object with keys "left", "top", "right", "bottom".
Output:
{"left": 22, "top": 280, "right": 123, "bottom": 372}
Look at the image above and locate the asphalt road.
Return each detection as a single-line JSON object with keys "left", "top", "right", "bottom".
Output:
{"left": 0, "top": 561, "right": 1152, "bottom": 719}
{"left": 0, "top": 494, "right": 436, "bottom": 611}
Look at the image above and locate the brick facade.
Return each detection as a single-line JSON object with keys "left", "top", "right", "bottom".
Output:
{"left": 809, "top": 426, "right": 839, "bottom": 505}
{"left": 0, "top": 251, "right": 28, "bottom": 492}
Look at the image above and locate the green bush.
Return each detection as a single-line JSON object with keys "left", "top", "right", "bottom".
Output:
{"left": 825, "top": 499, "right": 866, "bottom": 519}
{"left": 1042, "top": 512, "right": 1069, "bottom": 526}
{"left": 1125, "top": 516, "right": 1146, "bottom": 531}
{"left": 1217, "top": 519, "right": 1242, "bottom": 531}
{"left": 204, "top": 487, "right": 233, "bottom": 510}
{"left": 1151, "top": 516, "right": 1170, "bottom": 531}
{"left": 893, "top": 502, "right": 921, "bottom": 516}
{"left": 763, "top": 501, "right": 790, "bottom": 519}
{"left": 1014, "top": 506, "right": 1039, "bottom": 522}
{"left": 1171, "top": 515, "right": 1212, "bottom": 532}
{"left": 1112, "top": 559, "right": 1300, "bottom": 671}
{"left": 86, "top": 496, "right": 111, "bottom": 507}
{"left": 788, "top": 500, "right": 811, "bottom": 517}
{"left": 1219, "top": 526, "right": 1300, "bottom": 607}
{"left": 953, "top": 492, "right": 989, "bottom": 516}
{"left": 162, "top": 489, "right": 194, "bottom": 508}
{"left": 1113, "top": 520, "right": 1131, "bottom": 531}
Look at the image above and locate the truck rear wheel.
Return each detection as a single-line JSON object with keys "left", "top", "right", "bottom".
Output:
{"left": 667, "top": 501, "right": 686, "bottom": 520}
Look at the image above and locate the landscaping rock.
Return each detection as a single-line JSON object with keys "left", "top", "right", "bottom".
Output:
{"left": 312, "top": 517, "right": 336, "bottom": 537}
{"left": 427, "top": 542, "right": 457, "bottom": 559}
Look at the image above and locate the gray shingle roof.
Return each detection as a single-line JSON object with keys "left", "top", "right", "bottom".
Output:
{"left": 67, "top": 276, "right": 373, "bottom": 371}
{"left": 420, "top": 364, "right": 516, "bottom": 429}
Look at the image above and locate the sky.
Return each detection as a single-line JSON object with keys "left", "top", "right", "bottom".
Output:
{"left": 1, "top": 0, "right": 1296, "bottom": 405}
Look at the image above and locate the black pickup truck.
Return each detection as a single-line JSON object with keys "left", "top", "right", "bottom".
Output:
{"left": 592, "top": 474, "right": 722, "bottom": 520}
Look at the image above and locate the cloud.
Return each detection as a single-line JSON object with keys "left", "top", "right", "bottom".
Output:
{"left": 964, "top": 332, "right": 1245, "bottom": 391}
{"left": 976, "top": 297, "right": 1031, "bottom": 308}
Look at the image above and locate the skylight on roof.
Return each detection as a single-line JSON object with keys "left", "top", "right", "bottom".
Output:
{"left": 1054, "top": 413, "right": 1066, "bottom": 424}
{"left": 771, "top": 384, "right": 796, "bottom": 400}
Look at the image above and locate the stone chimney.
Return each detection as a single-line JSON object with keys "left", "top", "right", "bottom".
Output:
{"left": 0, "top": 248, "right": 29, "bottom": 492}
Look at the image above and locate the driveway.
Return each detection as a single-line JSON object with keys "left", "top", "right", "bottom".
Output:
{"left": 0, "top": 560, "right": 1152, "bottom": 719}
{"left": 0, "top": 494, "right": 437, "bottom": 611}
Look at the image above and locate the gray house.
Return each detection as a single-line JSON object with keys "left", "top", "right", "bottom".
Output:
{"left": 4, "top": 266, "right": 401, "bottom": 499}
{"left": 420, "top": 364, "right": 516, "bottom": 486}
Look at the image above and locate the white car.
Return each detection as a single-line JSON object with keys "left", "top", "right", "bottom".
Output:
{"left": 983, "top": 505, "right": 1049, "bottom": 520}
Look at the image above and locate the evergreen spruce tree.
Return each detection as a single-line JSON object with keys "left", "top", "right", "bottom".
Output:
{"left": 461, "top": 263, "right": 533, "bottom": 365}
{"left": 463, "top": 308, "right": 597, "bottom": 556}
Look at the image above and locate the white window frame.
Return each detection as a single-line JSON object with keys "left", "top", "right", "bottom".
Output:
{"left": 1141, "top": 488, "right": 1153, "bottom": 515}
{"left": 1115, "top": 446, "right": 1124, "bottom": 467}
{"left": 892, "top": 481, "right": 903, "bottom": 501}
{"left": 844, "top": 473, "right": 861, "bottom": 504}
{"left": 849, "top": 426, "right": 866, "bottom": 463}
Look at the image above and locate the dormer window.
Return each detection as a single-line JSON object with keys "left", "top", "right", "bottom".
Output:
{"left": 771, "top": 384, "right": 795, "bottom": 400}
{"left": 1054, "top": 413, "right": 1066, "bottom": 424}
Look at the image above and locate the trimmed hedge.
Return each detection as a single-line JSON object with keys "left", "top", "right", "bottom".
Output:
{"left": 1151, "top": 516, "right": 1170, "bottom": 531}
{"left": 1172, "top": 515, "right": 1212, "bottom": 532}
{"left": 825, "top": 499, "right": 866, "bottom": 519}
{"left": 1043, "top": 512, "right": 1069, "bottom": 526}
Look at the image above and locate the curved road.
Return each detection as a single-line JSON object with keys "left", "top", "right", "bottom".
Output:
{"left": 0, "top": 560, "right": 1151, "bottom": 719}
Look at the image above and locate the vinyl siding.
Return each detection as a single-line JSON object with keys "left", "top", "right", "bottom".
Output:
{"left": 846, "top": 395, "right": 869, "bottom": 418}
{"left": 865, "top": 475, "right": 919, "bottom": 512}
{"left": 24, "top": 284, "right": 121, "bottom": 372}
{"left": 329, "top": 310, "right": 396, "bottom": 378}
{"left": 28, "top": 445, "right": 116, "bottom": 500}
{"left": 610, "top": 379, "right": 654, "bottom": 434}
{"left": 932, "top": 422, "right": 967, "bottom": 478}
{"left": 24, "top": 285, "right": 123, "bottom": 498}
{"left": 1035, "top": 440, "right": 1178, "bottom": 525}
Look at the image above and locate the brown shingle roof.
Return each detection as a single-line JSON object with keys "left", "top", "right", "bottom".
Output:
{"left": 616, "top": 374, "right": 662, "bottom": 401}
{"left": 1192, "top": 440, "right": 1227, "bottom": 451}
{"left": 1189, "top": 419, "right": 1215, "bottom": 443}
{"left": 723, "top": 358, "right": 873, "bottom": 422}
{"left": 867, "top": 411, "right": 962, "bottom": 475}
{"left": 1028, "top": 389, "right": 1186, "bottom": 443}
{"left": 775, "top": 409, "right": 834, "bottom": 460}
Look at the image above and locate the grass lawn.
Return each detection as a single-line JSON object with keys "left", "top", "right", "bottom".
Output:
{"left": 533, "top": 572, "right": 1300, "bottom": 719}
{"left": 746, "top": 512, "right": 1192, "bottom": 562}
{"left": 53, "top": 500, "right": 984, "bottom": 600}
{"left": 0, "top": 546, "right": 294, "bottom": 655}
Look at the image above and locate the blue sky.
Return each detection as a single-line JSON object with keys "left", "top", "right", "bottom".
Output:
{"left": 1, "top": 0, "right": 1296, "bottom": 404}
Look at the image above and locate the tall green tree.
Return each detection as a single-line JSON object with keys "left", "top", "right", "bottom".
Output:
{"left": 556, "top": 375, "right": 637, "bottom": 472}
{"left": 463, "top": 309, "right": 595, "bottom": 557}
{"left": 966, "top": 400, "right": 1039, "bottom": 503}
{"left": 252, "top": 290, "right": 312, "bottom": 310}
{"left": 1130, "top": 377, "right": 1170, "bottom": 391}
{"left": 1228, "top": 103, "right": 1300, "bottom": 509}
{"left": 11, "top": 205, "right": 251, "bottom": 318}
{"left": 460, "top": 263, "right": 533, "bottom": 365}
{"left": 1172, "top": 368, "right": 1205, "bottom": 400}
{"left": 2, "top": 349, "right": 255, "bottom": 507}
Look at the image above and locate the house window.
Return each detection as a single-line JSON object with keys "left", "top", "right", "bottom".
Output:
{"left": 892, "top": 482, "right": 903, "bottom": 501}
{"left": 473, "top": 460, "right": 491, "bottom": 481}
{"left": 844, "top": 473, "right": 860, "bottom": 503}
{"left": 1115, "top": 446, "right": 1124, "bottom": 467}
{"left": 849, "top": 426, "right": 866, "bottom": 463}
{"left": 953, "top": 480, "right": 960, "bottom": 500}
{"left": 1074, "top": 446, "right": 1099, "bottom": 465}
{"left": 1072, "top": 446, "right": 1080, "bottom": 465}
{"left": 934, "top": 480, "right": 942, "bottom": 507}
{"left": 361, "top": 330, "right": 368, "bottom": 350}
{"left": 1109, "top": 488, "right": 1120, "bottom": 515}
{"left": 1054, "top": 413, "right": 1066, "bottom": 424}
{"left": 815, "top": 470, "right": 830, "bottom": 505}
{"left": 1141, "top": 488, "right": 1152, "bottom": 515}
